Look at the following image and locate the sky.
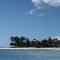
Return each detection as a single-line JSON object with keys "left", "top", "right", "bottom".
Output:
{"left": 0, "top": 0, "right": 60, "bottom": 47}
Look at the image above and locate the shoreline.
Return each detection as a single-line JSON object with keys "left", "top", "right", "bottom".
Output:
{"left": 0, "top": 48, "right": 60, "bottom": 50}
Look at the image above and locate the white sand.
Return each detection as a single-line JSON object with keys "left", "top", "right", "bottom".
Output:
{"left": 0, "top": 48, "right": 60, "bottom": 50}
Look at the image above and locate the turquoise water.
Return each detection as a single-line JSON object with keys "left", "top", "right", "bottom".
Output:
{"left": 0, "top": 49, "right": 60, "bottom": 60}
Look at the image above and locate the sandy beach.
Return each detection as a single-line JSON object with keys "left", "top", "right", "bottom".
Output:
{"left": 0, "top": 48, "right": 60, "bottom": 50}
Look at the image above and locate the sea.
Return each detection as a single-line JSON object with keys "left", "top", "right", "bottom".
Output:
{"left": 0, "top": 49, "right": 60, "bottom": 60}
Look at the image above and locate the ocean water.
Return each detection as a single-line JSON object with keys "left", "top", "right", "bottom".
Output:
{"left": 0, "top": 49, "right": 60, "bottom": 60}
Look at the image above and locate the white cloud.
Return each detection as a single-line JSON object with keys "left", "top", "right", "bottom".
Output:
{"left": 52, "top": 36, "right": 60, "bottom": 40}
{"left": 27, "top": 8, "right": 45, "bottom": 16}
{"left": 28, "top": 0, "right": 60, "bottom": 15}
{"left": 27, "top": 9, "right": 36, "bottom": 15}
{"left": 32, "top": 0, "right": 60, "bottom": 9}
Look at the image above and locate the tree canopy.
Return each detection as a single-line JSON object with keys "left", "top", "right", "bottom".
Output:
{"left": 9, "top": 36, "right": 60, "bottom": 48}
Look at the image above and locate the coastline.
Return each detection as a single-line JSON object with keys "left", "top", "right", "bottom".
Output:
{"left": 0, "top": 48, "right": 60, "bottom": 50}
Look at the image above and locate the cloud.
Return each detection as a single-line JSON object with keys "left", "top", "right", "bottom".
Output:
{"left": 27, "top": 8, "right": 45, "bottom": 16}
{"left": 27, "top": 9, "right": 36, "bottom": 15}
{"left": 28, "top": 0, "right": 60, "bottom": 15}
{"left": 52, "top": 36, "right": 60, "bottom": 40}
{"left": 32, "top": 0, "right": 60, "bottom": 9}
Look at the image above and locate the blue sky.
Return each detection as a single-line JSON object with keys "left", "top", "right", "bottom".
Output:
{"left": 0, "top": 0, "right": 60, "bottom": 47}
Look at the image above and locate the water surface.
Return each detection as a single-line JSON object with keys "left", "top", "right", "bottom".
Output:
{"left": 0, "top": 49, "right": 60, "bottom": 60}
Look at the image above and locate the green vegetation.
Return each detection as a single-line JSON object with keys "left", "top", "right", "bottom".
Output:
{"left": 9, "top": 36, "right": 60, "bottom": 48}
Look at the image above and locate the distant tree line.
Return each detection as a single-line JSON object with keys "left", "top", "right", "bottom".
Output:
{"left": 9, "top": 36, "right": 60, "bottom": 48}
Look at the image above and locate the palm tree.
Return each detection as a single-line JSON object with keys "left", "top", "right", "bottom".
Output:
{"left": 41, "top": 39, "right": 48, "bottom": 47}
{"left": 35, "top": 40, "right": 41, "bottom": 48}
{"left": 30, "top": 39, "right": 36, "bottom": 47}
{"left": 25, "top": 38, "right": 30, "bottom": 47}
{"left": 10, "top": 36, "right": 20, "bottom": 47}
